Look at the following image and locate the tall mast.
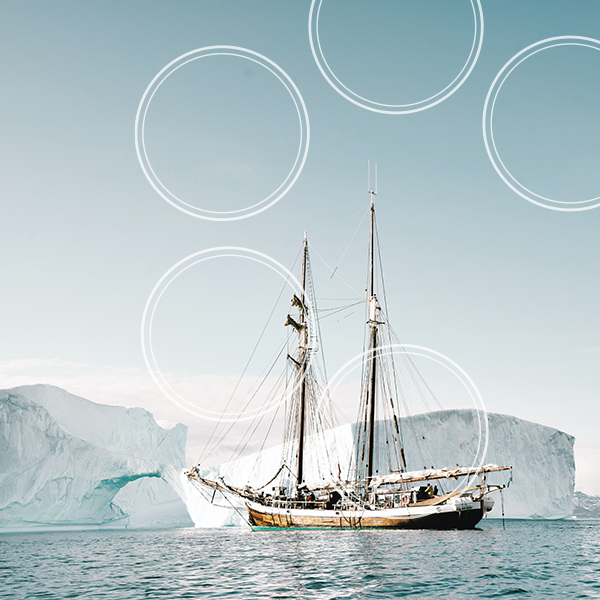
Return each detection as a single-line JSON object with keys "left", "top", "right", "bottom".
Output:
{"left": 366, "top": 163, "right": 379, "bottom": 483}
{"left": 296, "top": 232, "right": 309, "bottom": 489}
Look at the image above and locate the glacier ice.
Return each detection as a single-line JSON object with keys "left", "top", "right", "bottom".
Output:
{"left": 0, "top": 385, "right": 575, "bottom": 531}
{"left": 7, "top": 384, "right": 188, "bottom": 466}
{"left": 573, "top": 491, "right": 600, "bottom": 519}
{"left": 183, "top": 410, "right": 575, "bottom": 527}
{"left": 0, "top": 385, "right": 192, "bottom": 531}
{"left": 111, "top": 477, "right": 193, "bottom": 529}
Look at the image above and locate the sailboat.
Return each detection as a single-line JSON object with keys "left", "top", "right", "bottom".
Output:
{"left": 187, "top": 178, "right": 511, "bottom": 530}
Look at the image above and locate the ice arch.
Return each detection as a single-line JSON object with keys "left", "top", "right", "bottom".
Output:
{"left": 0, "top": 386, "right": 190, "bottom": 531}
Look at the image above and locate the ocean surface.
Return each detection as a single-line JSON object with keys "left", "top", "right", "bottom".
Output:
{"left": 1, "top": 520, "right": 599, "bottom": 599}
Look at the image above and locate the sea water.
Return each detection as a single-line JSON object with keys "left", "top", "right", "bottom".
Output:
{"left": 1, "top": 520, "right": 598, "bottom": 599}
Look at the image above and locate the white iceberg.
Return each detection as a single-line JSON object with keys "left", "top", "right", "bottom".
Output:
{"left": 0, "top": 385, "right": 192, "bottom": 531}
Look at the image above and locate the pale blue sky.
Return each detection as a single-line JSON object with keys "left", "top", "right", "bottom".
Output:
{"left": 1, "top": 1, "right": 599, "bottom": 491}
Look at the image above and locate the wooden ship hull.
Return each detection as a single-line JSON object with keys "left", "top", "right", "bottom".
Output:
{"left": 246, "top": 499, "right": 486, "bottom": 530}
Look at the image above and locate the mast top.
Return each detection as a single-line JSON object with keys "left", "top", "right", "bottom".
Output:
{"left": 367, "top": 160, "right": 378, "bottom": 300}
{"left": 368, "top": 160, "right": 377, "bottom": 206}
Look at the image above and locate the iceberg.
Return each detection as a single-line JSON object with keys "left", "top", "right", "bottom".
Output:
{"left": 0, "top": 384, "right": 575, "bottom": 530}
{"left": 184, "top": 410, "right": 575, "bottom": 527}
{"left": 573, "top": 491, "right": 600, "bottom": 519}
{"left": 0, "top": 385, "right": 192, "bottom": 531}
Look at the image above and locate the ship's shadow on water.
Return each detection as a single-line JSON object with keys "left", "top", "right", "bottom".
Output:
{"left": 1, "top": 520, "right": 598, "bottom": 599}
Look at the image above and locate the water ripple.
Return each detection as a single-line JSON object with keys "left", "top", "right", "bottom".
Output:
{"left": 0, "top": 521, "right": 598, "bottom": 599}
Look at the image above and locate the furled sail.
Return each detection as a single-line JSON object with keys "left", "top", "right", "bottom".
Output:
{"left": 370, "top": 464, "right": 511, "bottom": 488}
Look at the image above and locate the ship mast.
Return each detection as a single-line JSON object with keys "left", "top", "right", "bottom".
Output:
{"left": 283, "top": 232, "right": 309, "bottom": 491}
{"left": 297, "top": 232, "right": 309, "bottom": 489}
{"left": 366, "top": 163, "right": 379, "bottom": 484}
{"left": 284, "top": 233, "right": 310, "bottom": 492}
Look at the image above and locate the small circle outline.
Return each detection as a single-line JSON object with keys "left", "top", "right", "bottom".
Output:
{"left": 320, "top": 343, "right": 489, "bottom": 492}
{"left": 141, "top": 247, "right": 317, "bottom": 421}
{"left": 482, "top": 36, "right": 600, "bottom": 212}
{"left": 135, "top": 46, "right": 310, "bottom": 221}
{"left": 308, "top": 0, "right": 484, "bottom": 114}
{"left": 141, "top": 54, "right": 302, "bottom": 215}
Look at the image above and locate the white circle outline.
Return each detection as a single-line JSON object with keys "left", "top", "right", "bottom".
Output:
{"left": 135, "top": 46, "right": 310, "bottom": 221}
{"left": 320, "top": 343, "right": 488, "bottom": 492}
{"left": 483, "top": 36, "right": 600, "bottom": 212}
{"left": 141, "top": 247, "right": 317, "bottom": 421}
{"left": 308, "top": 0, "right": 484, "bottom": 114}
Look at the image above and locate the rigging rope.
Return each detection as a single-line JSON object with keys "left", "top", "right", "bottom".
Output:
{"left": 201, "top": 343, "right": 288, "bottom": 464}
{"left": 243, "top": 388, "right": 285, "bottom": 482}
{"left": 189, "top": 480, "right": 252, "bottom": 527}
{"left": 228, "top": 368, "right": 286, "bottom": 465}
{"left": 309, "top": 203, "right": 370, "bottom": 239}
{"left": 328, "top": 208, "right": 370, "bottom": 279}
{"left": 197, "top": 246, "right": 303, "bottom": 465}
{"left": 308, "top": 242, "right": 364, "bottom": 299}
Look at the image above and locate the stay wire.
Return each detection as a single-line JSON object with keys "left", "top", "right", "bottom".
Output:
{"left": 197, "top": 245, "right": 303, "bottom": 465}
{"left": 308, "top": 242, "right": 364, "bottom": 299}
{"left": 204, "top": 343, "right": 288, "bottom": 464}
{"left": 228, "top": 366, "right": 287, "bottom": 465}
{"left": 309, "top": 203, "right": 370, "bottom": 239}
{"left": 328, "top": 208, "right": 370, "bottom": 280}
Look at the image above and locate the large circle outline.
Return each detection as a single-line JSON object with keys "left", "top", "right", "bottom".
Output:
{"left": 141, "top": 247, "right": 317, "bottom": 421}
{"left": 308, "top": 0, "right": 484, "bottom": 114}
{"left": 483, "top": 36, "right": 600, "bottom": 212}
{"left": 135, "top": 47, "right": 310, "bottom": 221}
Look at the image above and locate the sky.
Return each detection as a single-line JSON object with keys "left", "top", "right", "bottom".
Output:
{"left": 1, "top": 1, "right": 599, "bottom": 494}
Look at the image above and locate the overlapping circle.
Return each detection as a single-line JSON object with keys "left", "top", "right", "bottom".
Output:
{"left": 308, "top": 0, "right": 484, "bottom": 114}
{"left": 141, "top": 248, "right": 316, "bottom": 421}
{"left": 319, "top": 344, "right": 489, "bottom": 491}
{"left": 483, "top": 36, "right": 600, "bottom": 211}
{"left": 135, "top": 46, "right": 310, "bottom": 221}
